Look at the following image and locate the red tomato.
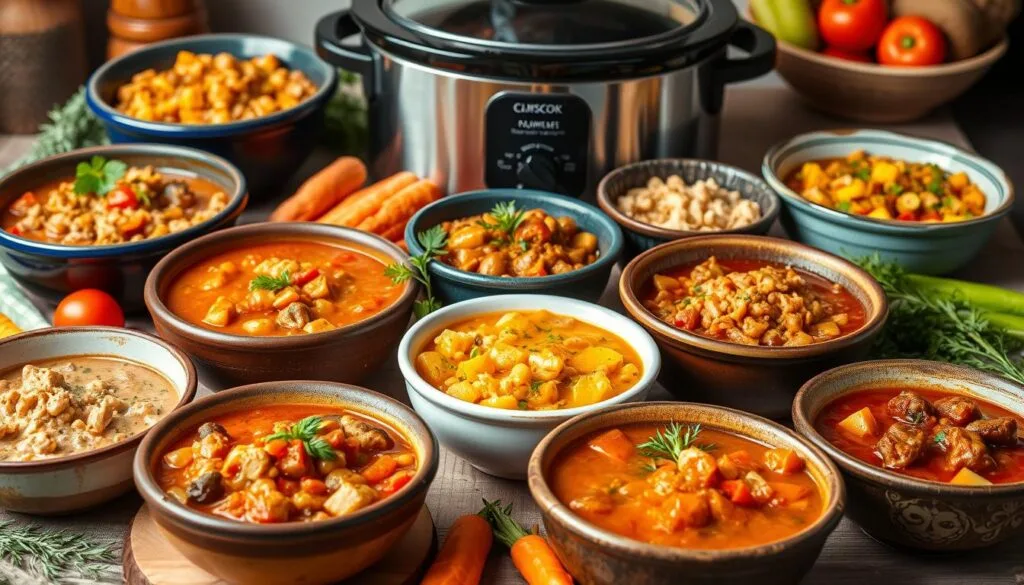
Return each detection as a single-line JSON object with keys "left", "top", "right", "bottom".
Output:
{"left": 53, "top": 289, "right": 125, "bottom": 327}
{"left": 822, "top": 46, "right": 873, "bottom": 63}
{"left": 818, "top": 0, "right": 888, "bottom": 52}
{"left": 106, "top": 186, "right": 139, "bottom": 210}
{"left": 877, "top": 16, "right": 947, "bottom": 67}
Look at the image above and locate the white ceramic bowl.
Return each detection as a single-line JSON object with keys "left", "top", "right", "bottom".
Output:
{"left": 0, "top": 327, "right": 196, "bottom": 514}
{"left": 397, "top": 294, "right": 661, "bottom": 479}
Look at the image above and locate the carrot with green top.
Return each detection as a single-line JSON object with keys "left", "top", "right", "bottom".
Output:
{"left": 481, "top": 499, "right": 573, "bottom": 585}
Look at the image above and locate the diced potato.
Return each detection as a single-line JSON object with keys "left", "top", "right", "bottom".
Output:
{"left": 495, "top": 312, "right": 532, "bottom": 335}
{"left": 616, "top": 363, "right": 640, "bottom": 385}
{"left": 272, "top": 287, "right": 300, "bottom": 309}
{"left": 961, "top": 187, "right": 985, "bottom": 213}
{"left": 479, "top": 395, "right": 518, "bottom": 409}
{"left": 416, "top": 351, "right": 454, "bottom": 387}
{"left": 569, "top": 347, "right": 624, "bottom": 374}
{"left": 323, "top": 482, "right": 377, "bottom": 517}
{"left": 587, "top": 428, "right": 635, "bottom": 463}
{"left": 801, "top": 162, "right": 824, "bottom": 188}
{"left": 527, "top": 380, "right": 558, "bottom": 409}
{"left": 809, "top": 321, "right": 841, "bottom": 340}
{"left": 488, "top": 342, "right": 527, "bottom": 370}
{"left": 568, "top": 372, "right": 614, "bottom": 407}
{"left": 434, "top": 329, "right": 476, "bottom": 360}
{"left": 241, "top": 318, "right": 274, "bottom": 335}
{"left": 301, "top": 275, "right": 332, "bottom": 300}
{"left": 456, "top": 354, "right": 495, "bottom": 380}
{"left": 446, "top": 381, "right": 481, "bottom": 403}
{"left": 652, "top": 274, "right": 682, "bottom": 292}
{"left": 948, "top": 172, "right": 969, "bottom": 189}
{"left": 895, "top": 193, "right": 921, "bottom": 214}
{"left": 867, "top": 207, "right": 893, "bottom": 220}
{"left": 950, "top": 468, "right": 992, "bottom": 486}
{"left": 870, "top": 162, "right": 900, "bottom": 184}
{"left": 837, "top": 407, "right": 878, "bottom": 438}
{"left": 302, "top": 318, "right": 335, "bottom": 334}
{"left": 834, "top": 179, "right": 866, "bottom": 202}
{"left": 202, "top": 296, "right": 235, "bottom": 327}
{"left": 763, "top": 448, "right": 805, "bottom": 475}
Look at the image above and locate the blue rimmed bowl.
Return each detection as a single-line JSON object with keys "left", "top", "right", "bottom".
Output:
{"left": 597, "top": 158, "right": 780, "bottom": 259}
{"left": 405, "top": 189, "right": 623, "bottom": 303}
{"left": 86, "top": 34, "right": 337, "bottom": 198}
{"left": 763, "top": 129, "right": 1013, "bottom": 275}
{"left": 0, "top": 144, "right": 247, "bottom": 311}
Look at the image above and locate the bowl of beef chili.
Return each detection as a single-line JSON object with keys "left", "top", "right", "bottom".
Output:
{"left": 619, "top": 234, "right": 887, "bottom": 419}
{"left": 0, "top": 144, "right": 247, "bottom": 311}
{"left": 793, "top": 359, "right": 1024, "bottom": 551}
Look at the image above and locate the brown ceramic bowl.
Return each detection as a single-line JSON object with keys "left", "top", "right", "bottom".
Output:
{"left": 133, "top": 380, "right": 438, "bottom": 585}
{"left": 144, "top": 222, "right": 418, "bottom": 390}
{"left": 793, "top": 359, "right": 1024, "bottom": 551}
{"left": 528, "top": 401, "right": 845, "bottom": 585}
{"left": 619, "top": 235, "right": 887, "bottom": 419}
{"left": 0, "top": 327, "right": 197, "bottom": 514}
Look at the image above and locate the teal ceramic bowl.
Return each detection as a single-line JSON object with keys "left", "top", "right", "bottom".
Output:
{"left": 597, "top": 159, "right": 780, "bottom": 259}
{"left": 762, "top": 130, "right": 1013, "bottom": 275}
{"left": 405, "top": 190, "right": 623, "bottom": 303}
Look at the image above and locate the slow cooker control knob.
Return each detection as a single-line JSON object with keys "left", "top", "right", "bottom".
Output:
{"left": 516, "top": 152, "right": 561, "bottom": 192}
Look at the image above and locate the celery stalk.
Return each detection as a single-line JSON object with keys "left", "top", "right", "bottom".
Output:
{"left": 981, "top": 312, "right": 1024, "bottom": 340}
{"left": 908, "top": 274, "right": 1024, "bottom": 317}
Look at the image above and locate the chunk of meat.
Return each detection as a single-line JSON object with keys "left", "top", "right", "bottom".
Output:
{"left": 323, "top": 480, "right": 378, "bottom": 517}
{"left": 676, "top": 447, "right": 720, "bottom": 491}
{"left": 276, "top": 302, "right": 311, "bottom": 330}
{"left": 86, "top": 396, "right": 119, "bottom": 435}
{"left": 277, "top": 441, "right": 310, "bottom": 478}
{"left": 198, "top": 422, "right": 229, "bottom": 440}
{"left": 162, "top": 181, "right": 195, "bottom": 208}
{"left": 196, "top": 430, "right": 230, "bottom": 459}
{"left": 244, "top": 478, "right": 291, "bottom": 523}
{"left": 20, "top": 365, "right": 64, "bottom": 393}
{"left": 965, "top": 417, "right": 1019, "bottom": 446}
{"left": 887, "top": 391, "right": 934, "bottom": 425}
{"left": 875, "top": 423, "right": 925, "bottom": 470}
{"left": 654, "top": 492, "right": 711, "bottom": 533}
{"left": 934, "top": 426, "right": 995, "bottom": 473}
{"left": 222, "top": 445, "right": 272, "bottom": 488}
{"left": 187, "top": 471, "right": 225, "bottom": 504}
{"left": 934, "top": 396, "right": 980, "bottom": 426}
{"left": 705, "top": 488, "right": 742, "bottom": 524}
{"left": 339, "top": 415, "right": 392, "bottom": 451}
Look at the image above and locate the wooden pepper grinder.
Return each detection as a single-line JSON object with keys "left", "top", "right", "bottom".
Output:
{"left": 107, "top": 0, "right": 209, "bottom": 60}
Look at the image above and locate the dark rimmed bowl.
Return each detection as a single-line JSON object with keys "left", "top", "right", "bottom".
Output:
{"left": 86, "top": 33, "right": 338, "bottom": 198}
{"left": 597, "top": 159, "right": 780, "bottom": 259}
{"left": 405, "top": 189, "right": 623, "bottom": 304}
{"left": 144, "top": 222, "right": 418, "bottom": 390}
{"left": 133, "top": 380, "right": 438, "bottom": 585}
{"left": 0, "top": 327, "right": 197, "bottom": 515}
{"left": 528, "top": 401, "right": 845, "bottom": 585}
{"left": 619, "top": 234, "right": 888, "bottom": 419}
{"left": 793, "top": 359, "right": 1024, "bottom": 551}
{"left": 0, "top": 144, "right": 247, "bottom": 311}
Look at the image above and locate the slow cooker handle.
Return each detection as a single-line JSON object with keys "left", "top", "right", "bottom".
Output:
{"left": 715, "top": 20, "right": 777, "bottom": 86}
{"left": 315, "top": 10, "right": 378, "bottom": 98}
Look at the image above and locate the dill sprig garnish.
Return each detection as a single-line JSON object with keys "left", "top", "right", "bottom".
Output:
{"left": 637, "top": 422, "right": 715, "bottom": 468}
{"left": 248, "top": 270, "right": 291, "bottom": 292}
{"left": 0, "top": 521, "right": 119, "bottom": 583}
{"left": 265, "top": 416, "right": 337, "bottom": 461}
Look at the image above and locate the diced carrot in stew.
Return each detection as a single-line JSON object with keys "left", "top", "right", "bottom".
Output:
{"left": 587, "top": 429, "right": 635, "bottom": 463}
{"left": 323, "top": 429, "right": 345, "bottom": 449}
{"left": 362, "top": 454, "right": 399, "bottom": 484}
{"left": 768, "top": 482, "right": 810, "bottom": 504}
{"left": 763, "top": 448, "right": 805, "bottom": 475}
{"left": 378, "top": 470, "right": 415, "bottom": 496}
{"left": 837, "top": 407, "right": 879, "bottom": 438}
{"left": 279, "top": 441, "right": 311, "bottom": 478}
{"left": 263, "top": 438, "right": 288, "bottom": 458}
{"left": 720, "top": 480, "right": 756, "bottom": 507}
{"left": 301, "top": 478, "right": 329, "bottom": 495}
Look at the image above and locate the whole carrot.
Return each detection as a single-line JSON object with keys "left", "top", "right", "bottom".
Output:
{"left": 269, "top": 156, "right": 367, "bottom": 222}
{"left": 421, "top": 513, "right": 493, "bottom": 585}
{"left": 481, "top": 499, "right": 573, "bottom": 585}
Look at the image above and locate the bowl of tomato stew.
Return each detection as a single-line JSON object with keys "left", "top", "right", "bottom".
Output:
{"left": 528, "top": 401, "right": 844, "bottom": 585}
{"left": 405, "top": 189, "right": 623, "bottom": 303}
{"left": 145, "top": 222, "right": 417, "bottom": 389}
{"left": 397, "top": 294, "right": 660, "bottom": 479}
{"left": 619, "top": 234, "right": 887, "bottom": 419}
{"left": 134, "top": 380, "right": 437, "bottom": 585}
{"left": 0, "top": 144, "right": 247, "bottom": 310}
{"left": 793, "top": 359, "right": 1024, "bottom": 551}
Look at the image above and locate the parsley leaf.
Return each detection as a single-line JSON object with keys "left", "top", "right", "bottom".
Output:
{"left": 73, "top": 156, "right": 127, "bottom": 196}
{"left": 477, "top": 201, "right": 527, "bottom": 236}
{"left": 387, "top": 225, "right": 449, "bottom": 318}
{"left": 265, "top": 416, "right": 337, "bottom": 461}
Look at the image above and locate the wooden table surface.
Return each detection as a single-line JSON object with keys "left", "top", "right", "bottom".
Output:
{"left": 1, "top": 85, "right": 1023, "bottom": 584}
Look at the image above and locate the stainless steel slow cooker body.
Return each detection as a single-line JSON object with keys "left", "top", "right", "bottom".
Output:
{"left": 316, "top": 0, "right": 775, "bottom": 197}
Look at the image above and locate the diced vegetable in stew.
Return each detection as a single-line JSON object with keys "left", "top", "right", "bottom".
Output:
{"left": 550, "top": 422, "right": 824, "bottom": 549}
{"left": 815, "top": 387, "right": 1024, "bottom": 485}
{"left": 157, "top": 405, "right": 418, "bottom": 523}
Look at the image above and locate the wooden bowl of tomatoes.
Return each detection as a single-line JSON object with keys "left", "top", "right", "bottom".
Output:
{"left": 749, "top": 0, "right": 1010, "bottom": 122}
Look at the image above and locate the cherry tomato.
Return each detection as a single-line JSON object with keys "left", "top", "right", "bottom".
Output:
{"left": 822, "top": 46, "right": 873, "bottom": 63}
{"left": 53, "top": 289, "right": 125, "bottom": 327}
{"left": 818, "top": 0, "right": 888, "bottom": 52}
{"left": 877, "top": 16, "right": 947, "bottom": 67}
{"left": 107, "top": 185, "right": 139, "bottom": 210}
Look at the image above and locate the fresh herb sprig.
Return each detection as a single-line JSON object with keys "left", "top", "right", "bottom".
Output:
{"left": 0, "top": 521, "right": 119, "bottom": 582}
{"left": 73, "top": 156, "right": 127, "bottom": 196}
{"left": 637, "top": 422, "right": 715, "bottom": 466}
{"left": 477, "top": 201, "right": 527, "bottom": 236}
{"left": 249, "top": 270, "right": 291, "bottom": 292}
{"left": 385, "top": 225, "right": 448, "bottom": 318}
{"left": 265, "top": 416, "right": 337, "bottom": 461}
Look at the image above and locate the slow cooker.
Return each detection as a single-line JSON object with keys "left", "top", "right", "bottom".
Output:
{"left": 316, "top": 0, "right": 775, "bottom": 197}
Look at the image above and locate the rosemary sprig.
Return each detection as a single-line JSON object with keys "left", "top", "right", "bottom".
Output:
{"left": 637, "top": 422, "right": 715, "bottom": 466}
{"left": 0, "top": 521, "right": 119, "bottom": 582}
{"left": 249, "top": 270, "right": 291, "bottom": 292}
{"left": 265, "top": 416, "right": 337, "bottom": 461}
{"left": 385, "top": 225, "right": 448, "bottom": 318}
{"left": 477, "top": 201, "right": 527, "bottom": 236}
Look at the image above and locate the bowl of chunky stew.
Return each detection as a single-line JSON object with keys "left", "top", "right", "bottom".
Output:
{"left": 134, "top": 380, "right": 437, "bottom": 584}
{"left": 397, "top": 294, "right": 660, "bottom": 479}
{"left": 145, "top": 222, "right": 417, "bottom": 389}
{"left": 528, "top": 401, "right": 845, "bottom": 585}
{"left": 405, "top": 189, "right": 623, "bottom": 304}
{"left": 762, "top": 129, "right": 1013, "bottom": 275}
{"left": 86, "top": 34, "right": 337, "bottom": 197}
{"left": 0, "top": 327, "right": 196, "bottom": 514}
{"left": 794, "top": 359, "right": 1024, "bottom": 551}
{"left": 620, "top": 234, "right": 887, "bottom": 419}
{"left": 0, "top": 144, "right": 247, "bottom": 309}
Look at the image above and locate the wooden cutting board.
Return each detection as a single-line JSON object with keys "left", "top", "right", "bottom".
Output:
{"left": 123, "top": 504, "right": 436, "bottom": 585}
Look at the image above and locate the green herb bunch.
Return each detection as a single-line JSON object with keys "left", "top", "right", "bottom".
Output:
{"left": 0, "top": 521, "right": 119, "bottom": 583}
{"left": 385, "top": 225, "right": 448, "bottom": 318}
{"left": 265, "top": 416, "right": 337, "bottom": 461}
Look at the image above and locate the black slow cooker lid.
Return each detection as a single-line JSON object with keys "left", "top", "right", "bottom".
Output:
{"left": 351, "top": 0, "right": 738, "bottom": 81}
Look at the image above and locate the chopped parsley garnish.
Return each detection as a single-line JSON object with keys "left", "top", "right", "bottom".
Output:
{"left": 73, "top": 156, "right": 127, "bottom": 196}
{"left": 477, "top": 201, "right": 527, "bottom": 235}
{"left": 265, "top": 416, "right": 337, "bottom": 461}
{"left": 836, "top": 201, "right": 852, "bottom": 212}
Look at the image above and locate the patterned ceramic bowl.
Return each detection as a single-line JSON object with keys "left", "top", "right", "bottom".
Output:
{"left": 597, "top": 159, "right": 780, "bottom": 259}
{"left": 762, "top": 129, "right": 1013, "bottom": 275}
{"left": 793, "top": 359, "right": 1024, "bottom": 551}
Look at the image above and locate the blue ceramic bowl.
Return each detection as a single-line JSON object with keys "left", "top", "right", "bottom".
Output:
{"left": 405, "top": 190, "right": 623, "bottom": 303}
{"left": 0, "top": 144, "right": 247, "bottom": 311}
{"left": 763, "top": 130, "right": 1014, "bottom": 275}
{"left": 597, "top": 158, "right": 780, "bottom": 259}
{"left": 86, "top": 34, "right": 337, "bottom": 198}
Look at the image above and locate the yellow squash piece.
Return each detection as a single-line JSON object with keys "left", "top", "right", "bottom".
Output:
{"left": 568, "top": 372, "right": 614, "bottom": 407}
{"left": 570, "top": 347, "right": 624, "bottom": 374}
{"left": 950, "top": 468, "right": 992, "bottom": 486}
{"left": 456, "top": 354, "right": 495, "bottom": 380}
{"left": 0, "top": 313, "right": 20, "bottom": 339}
{"left": 837, "top": 407, "right": 878, "bottom": 438}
